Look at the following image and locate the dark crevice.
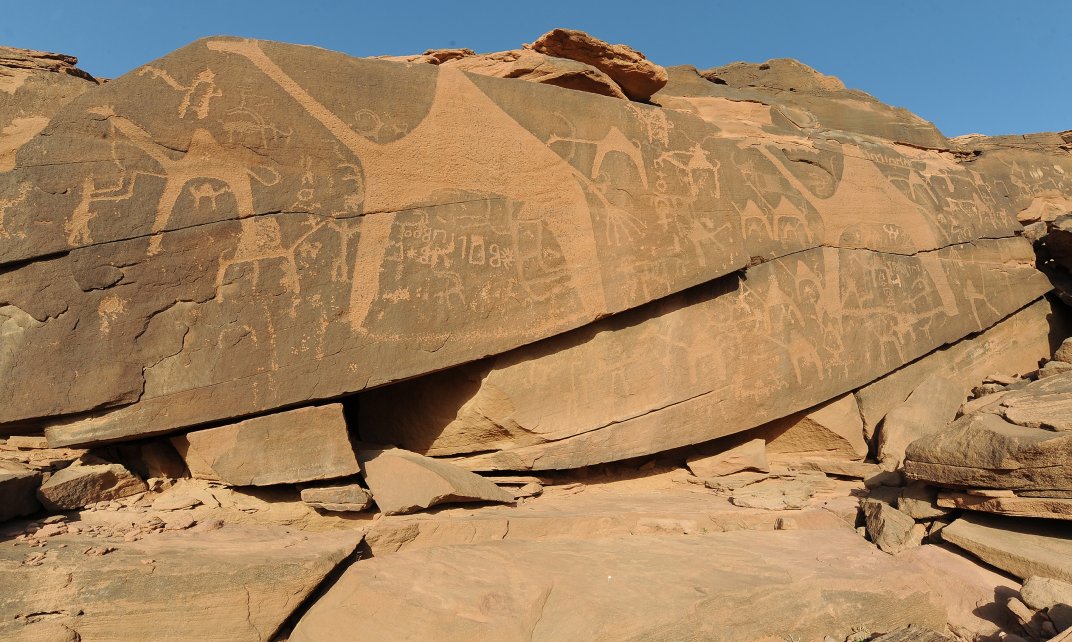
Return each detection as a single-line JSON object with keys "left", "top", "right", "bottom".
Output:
{"left": 269, "top": 538, "right": 371, "bottom": 641}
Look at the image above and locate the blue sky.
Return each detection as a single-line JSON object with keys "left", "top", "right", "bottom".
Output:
{"left": 2, "top": 1, "right": 1067, "bottom": 137}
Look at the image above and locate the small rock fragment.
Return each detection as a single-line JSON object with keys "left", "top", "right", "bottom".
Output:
{"left": 300, "top": 483, "right": 375, "bottom": 512}
{"left": 36, "top": 458, "right": 146, "bottom": 510}
{"left": 862, "top": 499, "right": 923, "bottom": 554}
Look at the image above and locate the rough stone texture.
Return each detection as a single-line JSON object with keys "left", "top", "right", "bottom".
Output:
{"left": 937, "top": 492, "right": 1072, "bottom": 521}
{"left": 528, "top": 28, "right": 667, "bottom": 101}
{"left": 1001, "top": 391, "right": 1072, "bottom": 431}
{"left": 877, "top": 374, "right": 962, "bottom": 470}
{"left": 1021, "top": 576, "right": 1072, "bottom": 611}
{"left": 905, "top": 396, "right": 1072, "bottom": 494}
{"left": 171, "top": 404, "right": 359, "bottom": 486}
{"left": 0, "top": 525, "right": 361, "bottom": 642}
{"left": 686, "top": 439, "right": 768, "bottom": 478}
{"left": 300, "top": 482, "right": 374, "bottom": 512}
{"left": 291, "top": 527, "right": 946, "bottom": 641}
{"left": 444, "top": 49, "right": 627, "bottom": 99}
{"left": 0, "top": 460, "right": 41, "bottom": 522}
{"left": 856, "top": 298, "right": 1067, "bottom": 441}
{"left": 871, "top": 626, "right": 958, "bottom": 642}
{"left": 367, "top": 238, "right": 1047, "bottom": 471}
{"left": 941, "top": 513, "right": 1072, "bottom": 582}
{"left": 358, "top": 448, "right": 514, "bottom": 515}
{"left": 756, "top": 393, "right": 867, "bottom": 461}
{"left": 862, "top": 499, "right": 924, "bottom": 554}
{"left": 679, "top": 60, "right": 947, "bottom": 148}
{"left": 0, "top": 46, "right": 99, "bottom": 172}
{"left": 1057, "top": 337, "right": 1072, "bottom": 363}
{"left": 897, "top": 482, "right": 951, "bottom": 520}
{"left": 0, "top": 37, "right": 1036, "bottom": 450}
{"left": 36, "top": 458, "right": 146, "bottom": 510}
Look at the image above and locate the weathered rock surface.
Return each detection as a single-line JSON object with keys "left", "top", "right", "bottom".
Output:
{"left": 863, "top": 499, "right": 924, "bottom": 554}
{"left": 856, "top": 298, "right": 1067, "bottom": 440}
{"left": 528, "top": 28, "right": 667, "bottom": 101}
{"left": 0, "top": 461, "right": 41, "bottom": 522}
{"left": 300, "top": 482, "right": 374, "bottom": 512}
{"left": 898, "top": 482, "right": 951, "bottom": 520}
{"left": 1021, "top": 576, "right": 1072, "bottom": 611}
{"left": 0, "top": 46, "right": 99, "bottom": 172}
{"left": 686, "top": 439, "right": 768, "bottom": 478}
{"left": 36, "top": 458, "right": 146, "bottom": 510}
{"left": 758, "top": 393, "right": 868, "bottom": 461}
{"left": 0, "top": 525, "right": 361, "bottom": 641}
{"left": 870, "top": 626, "right": 958, "bottom": 642}
{"left": 291, "top": 527, "right": 946, "bottom": 641}
{"left": 367, "top": 238, "right": 1047, "bottom": 470}
{"left": 358, "top": 448, "right": 514, "bottom": 515}
{"left": 444, "top": 49, "right": 627, "bottom": 99}
{"left": 941, "top": 513, "right": 1072, "bottom": 582}
{"left": 877, "top": 374, "right": 962, "bottom": 470}
{"left": 937, "top": 491, "right": 1072, "bottom": 520}
{"left": 171, "top": 404, "right": 359, "bottom": 486}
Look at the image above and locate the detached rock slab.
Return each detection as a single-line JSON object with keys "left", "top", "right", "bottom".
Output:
{"left": 528, "top": 28, "right": 667, "bottom": 100}
{"left": 36, "top": 458, "right": 146, "bottom": 510}
{"left": 301, "top": 483, "right": 374, "bottom": 512}
{"left": 877, "top": 374, "right": 962, "bottom": 470}
{"left": 358, "top": 449, "right": 514, "bottom": 515}
{"left": 1021, "top": 576, "right": 1072, "bottom": 611}
{"left": 863, "top": 499, "right": 924, "bottom": 554}
{"left": 0, "top": 461, "right": 42, "bottom": 521}
{"left": 172, "top": 404, "right": 359, "bottom": 486}
{"left": 686, "top": 439, "right": 769, "bottom": 478}
{"left": 941, "top": 513, "right": 1072, "bottom": 582}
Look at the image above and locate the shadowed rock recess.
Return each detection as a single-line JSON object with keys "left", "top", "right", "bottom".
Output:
{"left": 2, "top": 28, "right": 1072, "bottom": 642}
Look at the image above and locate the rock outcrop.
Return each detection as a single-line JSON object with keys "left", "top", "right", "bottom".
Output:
{"left": 527, "top": 28, "right": 667, "bottom": 101}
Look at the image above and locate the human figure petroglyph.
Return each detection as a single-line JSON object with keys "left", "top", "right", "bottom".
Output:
{"left": 138, "top": 66, "right": 223, "bottom": 120}
{"left": 205, "top": 38, "right": 607, "bottom": 333}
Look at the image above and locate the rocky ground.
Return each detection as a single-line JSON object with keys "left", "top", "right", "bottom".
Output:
{"left": 1, "top": 28, "right": 1072, "bottom": 642}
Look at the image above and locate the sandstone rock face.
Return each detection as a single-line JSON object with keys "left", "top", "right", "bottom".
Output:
{"left": 358, "top": 448, "right": 514, "bottom": 515}
{"left": 365, "top": 238, "right": 1047, "bottom": 470}
{"left": 0, "top": 46, "right": 99, "bottom": 172}
{"left": 443, "top": 49, "right": 627, "bottom": 99}
{"left": 855, "top": 298, "right": 1066, "bottom": 440}
{"left": 759, "top": 393, "right": 867, "bottom": 461}
{"left": 0, "top": 36, "right": 1037, "bottom": 453}
{"left": 941, "top": 513, "right": 1072, "bottom": 583}
{"left": 528, "top": 28, "right": 667, "bottom": 101}
{"left": 0, "top": 525, "right": 361, "bottom": 642}
{"left": 686, "top": 439, "right": 768, "bottom": 478}
{"left": 300, "top": 482, "right": 374, "bottom": 512}
{"left": 291, "top": 527, "right": 946, "bottom": 641}
{"left": 1021, "top": 576, "right": 1072, "bottom": 612}
{"left": 171, "top": 404, "right": 359, "bottom": 486}
{"left": 36, "top": 459, "right": 146, "bottom": 510}
{"left": 877, "top": 374, "right": 962, "bottom": 470}
{"left": 897, "top": 482, "right": 951, "bottom": 520}
{"left": 0, "top": 460, "right": 41, "bottom": 521}
{"left": 937, "top": 492, "right": 1072, "bottom": 520}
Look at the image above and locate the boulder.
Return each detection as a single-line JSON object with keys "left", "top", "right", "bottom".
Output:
{"left": 1001, "top": 392, "right": 1072, "bottom": 432}
{"left": 0, "top": 525, "right": 361, "bottom": 641}
{"left": 1057, "top": 337, "right": 1072, "bottom": 364}
{"left": 36, "top": 458, "right": 146, "bottom": 510}
{"left": 877, "top": 374, "right": 963, "bottom": 470}
{"left": 862, "top": 499, "right": 924, "bottom": 554}
{"left": 527, "top": 28, "right": 667, "bottom": 101}
{"left": 290, "top": 527, "right": 947, "bottom": 641}
{"left": 729, "top": 476, "right": 818, "bottom": 510}
{"left": 686, "top": 439, "right": 769, "bottom": 478}
{"left": 364, "top": 239, "right": 1046, "bottom": 471}
{"left": 0, "top": 460, "right": 41, "bottom": 521}
{"left": 358, "top": 448, "right": 514, "bottom": 515}
{"left": 444, "top": 49, "right": 626, "bottom": 99}
{"left": 1040, "top": 361, "right": 1072, "bottom": 378}
{"left": 758, "top": 393, "right": 867, "bottom": 461}
{"left": 300, "top": 482, "right": 374, "bottom": 512}
{"left": 936, "top": 492, "right": 1072, "bottom": 520}
{"left": 1021, "top": 576, "right": 1072, "bottom": 611}
{"left": 171, "top": 404, "right": 359, "bottom": 486}
{"left": 904, "top": 412, "right": 1072, "bottom": 493}
{"left": 941, "top": 513, "right": 1072, "bottom": 582}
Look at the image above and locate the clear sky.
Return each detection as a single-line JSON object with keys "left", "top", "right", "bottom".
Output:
{"left": 2, "top": 1, "right": 1067, "bottom": 137}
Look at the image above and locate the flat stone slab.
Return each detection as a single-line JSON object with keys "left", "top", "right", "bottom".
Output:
{"left": 291, "top": 527, "right": 948, "bottom": 641}
{"left": 937, "top": 491, "right": 1072, "bottom": 521}
{"left": 358, "top": 448, "right": 514, "bottom": 515}
{"left": 941, "top": 513, "right": 1072, "bottom": 582}
{"left": 36, "top": 459, "right": 146, "bottom": 510}
{"left": 172, "top": 404, "right": 359, "bottom": 486}
{"left": 0, "top": 525, "right": 361, "bottom": 642}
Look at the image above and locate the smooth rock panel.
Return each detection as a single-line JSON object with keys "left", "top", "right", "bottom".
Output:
{"left": 362, "top": 238, "right": 1049, "bottom": 470}
{"left": 941, "top": 513, "right": 1072, "bottom": 583}
{"left": 358, "top": 448, "right": 513, "bottom": 515}
{"left": 171, "top": 404, "right": 359, "bottom": 486}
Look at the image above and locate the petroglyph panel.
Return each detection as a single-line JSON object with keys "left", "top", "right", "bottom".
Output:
{"left": 0, "top": 37, "right": 1035, "bottom": 446}
{"left": 359, "top": 237, "right": 1050, "bottom": 470}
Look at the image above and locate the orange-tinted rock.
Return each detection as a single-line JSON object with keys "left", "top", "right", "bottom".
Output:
{"left": 528, "top": 28, "right": 667, "bottom": 101}
{"left": 358, "top": 448, "right": 513, "bottom": 515}
{"left": 444, "top": 49, "right": 626, "bottom": 99}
